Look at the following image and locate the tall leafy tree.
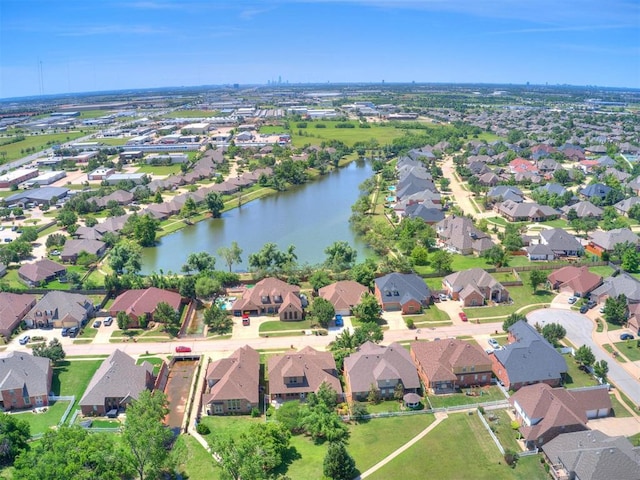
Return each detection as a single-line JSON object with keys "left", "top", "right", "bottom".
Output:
{"left": 205, "top": 191, "right": 224, "bottom": 218}
{"left": 574, "top": 345, "right": 596, "bottom": 368}
{"left": 123, "top": 391, "right": 173, "bottom": 480}
{"left": 310, "top": 297, "right": 335, "bottom": 329}
{"left": 31, "top": 338, "right": 66, "bottom": 365}
{"left": 529, "top": 270, "right": 549, "bottom": 293}
{"left": 431, "top": 249, "right": 453, "bottom": 273}
{"left": 154, "top": 301, "right": 180, "bottom": 335}
{"left": 181, "top": 251, "right": 216, "bottom": 274}
{"left": 0, "top": 414, "right": 30, "bottom": 467}
{"left": 309, "top": 270, "right": 332, "bottom": 291}
{"left": 502, "top": 313, "right": 526, "bottom": 332}
{"left": 217, "top": 242, "right": 243, "bottom": 272}
{"left": 603, "top": 294, "right": 628, "bottom": 326}
{"left": 541, "top": 322, "right": 566, "bottom": 346}
{"left": 108, "top": 240, "right": 142, "bottom": 275}
{"left": 324, "top": 241, "right": 357, "bottom": 271}
{"left": 352, "top": 292, "right": 381, "bottom": 324}
{"left": 204, "top": 304, "right": 233, "bottom": 334}
{"left": 593, "top": 359, "right": 609, "bottom": 382}
{"left": 323, "top": 441, "right": 357, "bottom": 480}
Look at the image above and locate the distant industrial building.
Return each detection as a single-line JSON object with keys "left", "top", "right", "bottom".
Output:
{"left": 104, "top": 173, "right": 147, "bottom": 185}
{"left": 88, "top": 167, "right": 116, "bottom": 181}
{"left": 181, "top": 123, "right": 210, "bottom": 135}
{"left": 3, "top": 187, "right": 70, "bottom": 207}
{"left": 0, "top": 168, "right": 39, "bottom": 188}
{"left": 23, "top": 171, "right": 66, "bottom": 187}
{"left": 145, "top": 153, "right": 188, "bottom": 164}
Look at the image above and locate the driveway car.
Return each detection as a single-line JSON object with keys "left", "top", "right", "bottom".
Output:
{"left": 568, "top": 296, "right": 577, "bottom": 304}
{"left": 61, "top": 327, "right": 69, "bottom": 337}
{"left": 587, "top": 300, "right": 597, "bottom": 309}
{"left": 175, "top": 346, "right": 191, "bottom": 353}
{"left": 579, "top": 305, "right": 589, "bottom": 314}
{"left": 488, "top": 338, "right": 501, "bottom": 350}
{"left": 68, "top": 327, "right": 79, "bottom": 338}
{"left": 620, "top": 333, "right": 635, "bottom": 340}
{"left": 242, "top": 313, "right": 250, "bottom": 326}
{"left": 18, "top": 335, "right": 30, "bottom": 345}
{"left": 103, "top": 316, "right": 113, "bottom": 326}
{"left": 93, "top": 320, "right": 102, "bottom": 328}
{"left": 439, "top": 293, "right": 448, "bottom": 302}
{"left": 459, "top": 312, "right": 468, "bottom": 322}
{"left": 334, "top": 314, "right": 343, "bottom": 327}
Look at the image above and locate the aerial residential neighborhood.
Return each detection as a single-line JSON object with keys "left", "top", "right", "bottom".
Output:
{"left": 0, "top": 2, "right": 639, "bottom": 479}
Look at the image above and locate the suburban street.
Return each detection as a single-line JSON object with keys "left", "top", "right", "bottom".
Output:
{"left": 528, "top": 309, "right": 640, "bottom": 405}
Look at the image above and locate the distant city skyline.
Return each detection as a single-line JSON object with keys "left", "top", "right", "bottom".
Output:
{"left": 1, "top": 0, "right": 639, "bottom": 99}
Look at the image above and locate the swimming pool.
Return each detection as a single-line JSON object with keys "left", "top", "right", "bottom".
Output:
{"left": 386, "top": 196, "right": 396, "bottom": 202}
{"left": 388, "top": 185, "right": 396, "bottom": 192}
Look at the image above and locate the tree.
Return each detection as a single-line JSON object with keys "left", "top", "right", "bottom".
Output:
{"left": 529, "top": 269, "right": 548, "bottom": 293}
{"left": 205, "top": 191, "right": 224, "bottom": 217}
{"left": 19, "top": 227, "right": 38, "bottom": 243}
{"left": 393, "top": 381, "right": 405, "bottom": 402}
{"left": 483, "top": 245, "right": 509, "bottom": 268}
{"left": 622, "top": 249, "right": 640, "bottom": 273}
{"left": 352, "top": 292, "right": 381, "bottom": 324}
{"left": 603, "top": 294, "right": 628, "bottom": 326}
{"left": 203, "top": 304, "right": 233, "bottom": 334}
{"left": 324, "top": 241, "right": 357, "bottom": 271}
{"left": 124, "top": 214, "right": 159, "bottom": 247}
{"left": 299, "top": 383, "right": 348, "bottom": 443}
{"left": 593, "top": 359, "right": 609, "bottom": 382}
{"left": 117, "top": 311, "right": 131, "bottom": 330}
{"left": 541, "top": 323, "right": 566, "bottom": 346}
{"left": 353, "top": 321, "right": 383, "bottom": 345}
{"left": 0, "top": 413, "right": 30, "bottom": 467}
{"left": 574, "top": 345, "right": 596, "bottom": 368}
{"left": 180, "top": 196, "right": 197, "bottom": 220}
{"left": 323, "top": 442, "right": 357, "bottom": 480}
{"left": 195, "top": 276, "right": 222, "bottom": 299}
{"left": 350, "top": 259, "right": 377, "bottom": 288}
{"left": 248, "top": 243, "right": 297, "bottom": 275}
{"left": 503, "top": 313, "right": 526, "bottom": 332}
{"left": 431, "top": 249, "right": 453, "bottom": 274}
{"left": 108, "top": 240, "right": 142, "bottom": 275}
{"left": 502, "top": 233, "right": 523, "bottom": 252}
{"left": 154, "top": 301, "right": 180, "bottom": 335}
{"left": 13, "top": 426, "right": 131, "bottom": 480}
{"left": 123, "top": 390, "right": 172, "bottom": 480}
{"left": 309, "top": 270, "right": 332, "bottom": 291}
{"left": 367, "top": 383, "right": 382, "bottom": 404}
{"left": 31, "top": 338, "right": 65, "bottom": 364}
{"left": 182, "top": 251, "right": 216, "bottom": 274}
{"left": 217, "top": 242, "right": 243, "bottom": 272}
{"left": 56, "top": 209, "right": 78, "bottom": 229}
{"left": 411, "top": 245, "right": 430, "bottom": 266}
{"left": 310, "top": 297, "right": 335, "bottom": 328}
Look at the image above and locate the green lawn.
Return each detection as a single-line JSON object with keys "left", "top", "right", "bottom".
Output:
{"left": 563, "top": 354, "right": 600, "bottom": 388}
{"left": 259, "top": 319, "right": 314, "bottom": 333}
{"left": 613, "top": 340, "right": 640, "bottom": 361}
{"left": 0, "top": 131, "right": 86, "bottom": 163}
{"left": 16, "top": 400, "right": 69, "bottom": 435}
{"left": 407, "top": 306, "right": 451, "bottom": 324}
{"left": 135, "top": 164, "right": 184, "bottom": 175}
{"left": 163, "top": 110, "right": 220, "bottom": 118}
{"left": 603, "top": 343, "right": 627, "bottom": 362}
{"left": 52, "top": 359, "right": 103, "bottom": 413}
{"left": 366, "top": 413, "right": 547, "bottom": 480}
{"left": 588, "top": 265, "right": 616, "bottom": 277}
{"left": 628, "top": 432, "right": 640, "bottom": 447}
{"left": 174, "top": 434, "right": 219, "bottom": 480}
{"left": 426, "top": 386, "right": 506, "bottom": 409}
{"left": 482, "top": 409, "right": 522, "bottom": 453}
{"left": 95, "top": 137, "right": 128, "bottom": 146}
{"left": 610, "top": 393, "right": 633, "bottom": 418}
{"left": 136, "top": 356, "right": 164, "bottom": 375}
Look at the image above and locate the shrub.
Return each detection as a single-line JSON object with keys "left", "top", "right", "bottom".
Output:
{"left": 196, "top": 423, "right": 210, "bottom": 435}
{"left": 477, "top": 406, "right": 485, "bottom": 415}
{"left": 405, "top": 318, "right": 415, "bottom": 329}
{"left": 510, "top": 420, "right": 520, "bottom": 430}
{"left": 250, "top": 407, "right": 261, "bottom": 418}
{"left": 504, "top": 449, "right": 518, "bottom": 468}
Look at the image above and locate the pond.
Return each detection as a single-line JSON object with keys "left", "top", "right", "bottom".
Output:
{"left": 140, "top": 160, "right": 374, "bottom": 274}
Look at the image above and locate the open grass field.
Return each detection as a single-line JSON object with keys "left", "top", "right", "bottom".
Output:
{"left": 135, "top": 164, "right": 184, "bottom": 175}
{"left": 0, "top": 131, "right": 86, "bottom": 163}
{"left": 426, "top": 386, "right": 506, "bottom": 409}
{"left": 97, "top": 137, "right": 129, "bottom": 146}
{"left": 366, "top": 413, "right": 548, "bottom": 480}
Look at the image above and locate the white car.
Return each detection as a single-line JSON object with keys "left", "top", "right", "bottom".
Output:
{"left": 568, "top": 296, "right": 578, "bottom": 304}
{"left": 488, "top": 338, "right": 501, "bottom": 350}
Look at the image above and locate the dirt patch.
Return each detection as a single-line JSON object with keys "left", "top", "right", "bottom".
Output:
{"left": 164, "top": 359, "right": 198, "bottom": 431}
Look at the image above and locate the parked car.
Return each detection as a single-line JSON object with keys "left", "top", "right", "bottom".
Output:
{"left": 242, "top": 314, "right": 250, "bottom": 326}
{"left": 459, "top": 312, "right": 468, "bottom": 322}
{"left": 61, "top": 327, "right": 69, "bottom": 337}
{"left": 18, "top": 335, "right": 30, "bottom": 345}
{"left": 93, "top": 320, "right": 102, "bottom": 328}
{"left": 587, "top": 300, "right": 597, "bottom": 309}
{"left": 175, "top": 345, "right": 192, "bottom": 353}
{"left": 580, "top": 305, "right": 589, "bottom": 314}
{"left": 620, "top": 333, "right": 635, "bottom": 340}
{"left": 488, "top": 338, "right": 501, "bottom": 350}
{"left": 103, "top": 316, "right": 113, "bottom": 326}
{"left": 334, "top": 314, "right": 343, "bottom": 327}
{"left": 599, "top": 306, "right": 605, "bottom": 313}
{"left": 68, "top": 327, "right": 79, "bottom": 338}
{"left": 439, "top": 293, "right": 448, "bottom": 302}
{"left": 568, "top": 296, "right": 577, "bottom": 304}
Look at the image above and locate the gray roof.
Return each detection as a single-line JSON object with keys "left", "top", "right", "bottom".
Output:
{"left": 543, "top": 430, "right": 640, "bottom": 480}
{"left": 488, "top": 186, "right": 524, "bottom": 202}
{"left": 590, "top": 272, "right": 640, "bottom": 303}
{"left": 536, "top": 183, "right": 567, "bottom": 196}
{"left": 589, "top": 228, "right": 640, "bottom": 251}
{"left": 494, "top": 321, "right": 567, "bottom": 385}
{"left": 80, "top": 349, "right": 153, "bottom": 408}
{"left": 614, "top": 196, "right": 640, "bottom": 214}
{"left": 0, "top": 352, "right": 51, "bottom": 398}
{"left": 444, "top": 268, "right": 503, "bottom": 293}
{"left": 526, "top": 243, "right": 554, "bottom": 256}
{"left": 375, "top": 273, "right": 431, "bottom": 306}
{"left": 580, "top": 183, "right": 612, "bottom": 199}
{"left": 24, "top": 291, "right": 93, "bottom": 325}
{"left": 561, "top": 201, "right": 603, "bottom": 218}
{"left": 344, "top": 342, "right": 420, "bottom": 394}
{"left": 404, "top": 203, "right": 445, "bottom": 223}
{"left": 4, "top": 187, "right": 70, "bottom": 204}
{"left": 540, "top": 228, "right": 583, "bottom": 254}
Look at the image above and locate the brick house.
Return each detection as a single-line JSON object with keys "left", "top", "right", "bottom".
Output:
{"left": 374, "top": 273, "right": 431, "bottom": 314}
{"left": 232, "top": 277, "right": 303, "bottom": 321}
{"left": 109, "top": 287, "right": 183, "bottom": 327}
{"left": 0, "top": 352, "right": 52, "bottom": 410}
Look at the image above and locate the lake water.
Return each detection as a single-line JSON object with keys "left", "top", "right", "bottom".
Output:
{"left": 140, "top": 160, "right": 374, "bottom": 274}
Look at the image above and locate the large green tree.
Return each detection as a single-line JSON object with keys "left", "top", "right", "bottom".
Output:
{"left": 123, "top": 390, "right": 173, "bottom": 480}
{"left": 529, "top": 270, "right": 549, "bottom": 292}
{"left": 205, "top": 191, "right": 224, "bottom": 217}
{"left": 217, "top": 242, "right": 243, "bottom": 272}
{"left": 181, "top": 251, "right": 216, "bottom": 274}
{"left": 108, "top": 240, "right": 142, "bottom": 275}
{"left": 574, "top": 345, "right": 596, "bottom": 367}
{"left": 31, "top": 338, "right": 66, "bottom": 365}
{"left": 431, "top": 250, "right": 453, "bottom": 274}
{"left": 324, "top": 241, "right": 357, "bottom": 271}
{"left": 323, "top": 441, "right": 357, "bottom": 480}
{"left": 541, "top": 322, "right": 566, "bottom": 346}
{"left": 310, "top": 297, "right": 335, "bottom": 329}
{"left": 603, "top": 294, "right": 628, "bottom": 326}
{"left": 352, "top": 292, "right": 381, "bottom": 324}
{"left": 154, "top": 301, "right": 180, "bottom": 335}
{"left": 0, "top": 414, "right": 30, "bottom": 467}
{"left": 204, "top": 304, "right": 233, "bottom": 334}
{"left": 502, "top": 313, "right": 526, "bottom": 332}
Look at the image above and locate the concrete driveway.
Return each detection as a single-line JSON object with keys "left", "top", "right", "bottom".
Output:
{"left": 528, "top": 308, "right": 640, "bottom": 406}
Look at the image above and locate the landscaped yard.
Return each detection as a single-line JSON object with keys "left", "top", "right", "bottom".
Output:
{"left": 366, "top": 412, "right": 547, "bottom": 480}
{"left": 136, "top": 164, "right": 184, "bottom": 175}
{"left": 464, "top": 278, "right": 555, "bottom": 319}
{"left": 15, "top": 400, "right": 69, "bottom": 435}
{"left": 407, "top": 306, "right": 451, "bottom": 324}
{"left": 610, "top": 393, "right": 633, "bottom": 418}
{"left": 613, "top": 340, "right": 640, "bottom": 361}
{"left": 426, "top": 386, "right": 507, "bottom": 409}
{"left": 562, "top": 354, "right": 600, "bottom": 388}
{"left": 136, "top": 356, "right": 165, "bottom": 375}
{"left": 259, "top": 319, "right": 314, "bottom": 333}
{"left": 482, "top": 408, "right": 522, "bottom": 453}
{"left": 52, "top": 359, "right": 103, "bottom": 414}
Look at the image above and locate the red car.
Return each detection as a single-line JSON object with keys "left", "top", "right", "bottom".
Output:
{"left": 459, "top": 312, "right": 468, "bottom": 322}
{"left": 175, "top": 346, "right": 192, "bottom": 353}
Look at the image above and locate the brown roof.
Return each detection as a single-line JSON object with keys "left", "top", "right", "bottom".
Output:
{"left": 344, "top": 342, "right": 420, "bottom": 394}
{"left": 232, "top": 277, "right": 301, "bottom": 313}
{"left": 547, "top": 266, "right": 602, "bottom": 294}
{"left": 318, "top": 280, "right": 367, "bottom": 312}
{"left": 510, "top": 384, "right": 611, "bottom": 442}
{"left": 411, "top": 339, "right": 492, "bottom": 383}
{"left": 202, "top": 345, "right": 260, "bottom": 405}
{"left": 268, "top": 346, "right": 342, "bottom": 396}
{"left": 18, "top": 259, "right": 66, "bottom": 283}
{"left": 110, "top": 287, "right": 182, "bottom": 318}
{"left": 0, "top": 293, "right": 37, "bottom": 336}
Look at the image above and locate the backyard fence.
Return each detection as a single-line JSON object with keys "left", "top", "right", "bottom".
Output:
{"left": 477, "top": 407, "right": 504, "bottom": 455}
{"left": 50, "top": 395, "right": 75, "bottom": 427}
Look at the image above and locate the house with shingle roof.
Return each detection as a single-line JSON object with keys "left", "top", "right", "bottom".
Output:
{"left": 344, "top": 342, "right": 420, "bottom": 402}
{"left": 496, "top": 200, "right": 559, "bottom": 222}
{"left": 267, "top": 346, "right": 342, "bottom": 404}
{"left": 403, "top": 202, "right": 445, "bottom": 224}
{"left": 318, "top": 280, "right": 368, "bottom": 316}
{"left": 411, "top": 339, "right": 493, "bottom": 394}
{"left": 202, "top": 345, "right": 260, "bottom": 415}
{"left": 589, "top": 272, "right": 640, "bottom": 304}
{"left": 0, "top": 352, "right": 52, "bottom": 410}
{"left": 547, "top": 266, "right": 602, "bottom": 297}
{"left": 491, "top": 320, "right": 567, "bottom": 390}
{"left": 374, "top": 273, "right": 431, "bottom": 314}
{"left": 510, "top": 383, "right": 611, "bottom": 449}
{"left": 539, "top": 228, "right": 583, "bottom": 257}
{"left": 443, "top": 268, "right": 509, "bottom": 306}
{"left": 543, "top": 430, "right": 640, "bottom": 480}
{"left": 614, "top": 196, "right": 640, "bottom": 216}
{"left": 561, "top": 201, "right": 603, "bottom": 219}
{"left": 525, "top": 243, "right": 555, "bottom": 261}
{"left": 18, "top": 258, "right": 66, "bottom": 286}
{"left": 588, "top": 228, "right": 640, "bottom": 255}
{"left": 60, "top": 239, "right": 107, "bottom": 264}
{"left": 232, "top": 277, "right": 302, "bottom": 321}
{"left": 487, "top": 185, "right": 524, "bottom": 203}
{"left": 0, "top": 293, "right": 36, "bottom": 338}
{"left": 23, "top": 291, "right": 94, "bottom": 329}
{"left": 435, "top": 215, "right": 495, "bottom": 256}
{"left": 110, "top": 287, "right": 182, "bottom": 327}
{"left": 580, "top": 183, "right": 612, "bottom": 202}
{"left": 79, "top": 349, "right": 156, "bottom": 416}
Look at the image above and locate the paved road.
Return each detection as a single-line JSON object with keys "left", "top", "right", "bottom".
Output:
{"left": 528, "top": 309, "right": 640, "bottom": 406}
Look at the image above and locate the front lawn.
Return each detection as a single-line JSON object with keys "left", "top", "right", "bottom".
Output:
{"left": 366, "top": 412, "right": 547, "bottom": 480}
{"left": 464, "top": 279, "right": 555, "bottom": 319}
{"left": 406, "top": 306, "right": 451, "bottom": 324}
{"left": 174, "top": 434, "right": 219, "bottom": 480}
{"left": 613, "top": 340, "right": 640, "bottom": 361}
{"left": 259, "top": 319, "right": 314, "bottom": 333}
{"left": 610, "top": 393, "right": 633, "bottom": 418}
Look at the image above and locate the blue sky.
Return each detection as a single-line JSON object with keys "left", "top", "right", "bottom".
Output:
{"left": 1, "top": 0, "right": 638, "bottom": 98}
